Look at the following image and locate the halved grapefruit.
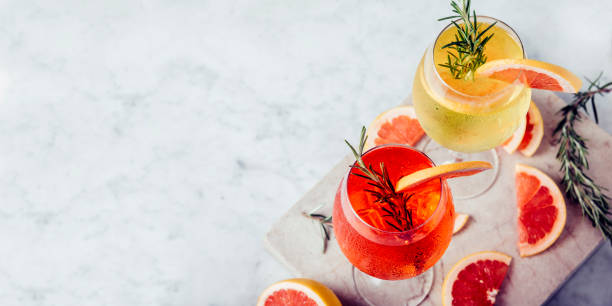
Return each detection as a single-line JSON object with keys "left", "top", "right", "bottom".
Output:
{"left": 515, "top": 164, "right": 566, "bottom": 257}
{"left": 257, "top": 278, "right": 341, "bottom": 306}
{"left": 453, "top": 213, "right": 470, "bottom": 234}
{"left": 517, "top": 102, "right": 544, "bottom": 157}
{"left": 442, "top": 251, "right": 512, "bottom": 306}
{"left": 477, "top": 59, "right": 582, "bottom": 93}
{"left": 365, "top": 105, "right": 425, "bottom": 150}
{"left": 396, "top": 161, "right": 493, "bottom": 192}
{"left": 501, "top": 115, "right": 527, "bottom": 154}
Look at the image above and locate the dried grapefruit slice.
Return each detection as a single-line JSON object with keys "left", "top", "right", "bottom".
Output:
{"left": 477, "top": 59, "right": 582, "bottom": 93}
{"left": 515, "top": 164, "right": 566, "bottom": 257}
{"left": 501, "top": 115, "right": 527, "bottom": 154}
{"left": 396, "top": 161, "right": 493, "bottom": 192}
{"left": 517, "top": 102, "right": 544, "bottom": 157}
{"left": 365, "top": 105, "right": 425, "bottom": 150}
{"left": 453, "top": 213, "right": 470, "bottom": 234}
{"left": 257, "top": 278, "right": 341, "bottom": 306}
{"left": 442, "top": 251, "right": 512, "bottom": 306}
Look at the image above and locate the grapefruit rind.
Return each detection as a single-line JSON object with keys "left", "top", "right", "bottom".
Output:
{"left": 515, "top": 164, "right": 567, "bottom": 257}
{"left": 518, "top": 102, "right": 544, "bottom": 157}
{"left": 453, "top": 213, "right": 470, "bottom": 234}
{"left": 396, "top": 161, "right": 493, "bottom": 192}
{"left": 257, "top": 278, "right": 341, "bottom": 306}
{"left": 442, "top": 251, "right": 512, "bottom": 306}
{"left": 364, "top": 105, "right": 424, "bottom": 150}
{"left": 501, "top": 116, "right": 527, "bottom": 154}
{"left": 477, "top": 59, "right": 582, "bottom": 93}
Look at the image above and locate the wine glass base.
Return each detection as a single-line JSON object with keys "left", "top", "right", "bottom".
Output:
{"left": 352, "top": 266, "right": 434, "bottom": 306}
{"left": 422, "top": 138, "right": 499, "bottom": 200}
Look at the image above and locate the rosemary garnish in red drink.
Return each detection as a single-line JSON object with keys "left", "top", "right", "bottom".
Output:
{"left": 345, "top": 127, "right": 415, "bottom": 231}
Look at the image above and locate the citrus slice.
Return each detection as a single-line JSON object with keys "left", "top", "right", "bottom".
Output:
{"left": 365, "top": 105, "right": 425, "bottom": 150}
{"left": 477, "top": 59, "right": 582, "bottom": 93}
{"left": 517, "top": 101, "right": 544, "bottom": 157}
{"left": 501, "top": 115, "right": 527, "bottom": 154}
{"left": 442, "top": 251, "right": 512, "bottom": 306}
{"left": 396, "top": 161, "right": 493, "bottom": 192}
{"left": 257, "top": 278, "right": 341, "bottom": 306}
{"left": 515, "top": 164, "right": 566, "bottom": 257}
{"left": 453, "top": 213, "right": 470, "bottom": 234}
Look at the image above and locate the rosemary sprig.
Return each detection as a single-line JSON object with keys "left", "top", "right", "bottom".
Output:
{"left": 345, "top": 127, "right": 415, "bottom": 231}
{"left": 303, "top": 204, "right": 333, "bottom": 254}
{"left": 438, "top": 0, "right": 496, "bottom": 80}
{"left": 553, "top": 73, "right": 612, "bottom": 243}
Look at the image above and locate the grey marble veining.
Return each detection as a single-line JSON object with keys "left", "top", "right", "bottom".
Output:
{"left": 0, "top": 1, "right": 609, "bottom": 305}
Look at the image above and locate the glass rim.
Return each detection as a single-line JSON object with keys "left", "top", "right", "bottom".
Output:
{"left": 341, "top": 143, "right": 448, "bottom": 236}
{"left": 430, "top": 15, "right": 526, "bottom": 99}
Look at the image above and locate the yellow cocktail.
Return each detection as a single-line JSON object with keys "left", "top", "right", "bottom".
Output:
{"left": 413, "top": 17, "right": 531, "bottom": 153}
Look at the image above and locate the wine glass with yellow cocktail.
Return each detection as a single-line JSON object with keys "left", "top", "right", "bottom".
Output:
{"left": 412, "top": 6, "right": 530, "bottom": 198}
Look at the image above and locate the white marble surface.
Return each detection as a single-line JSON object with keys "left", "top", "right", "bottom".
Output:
{"left": 0, "top": 1, "right": 610, "bottom": 305}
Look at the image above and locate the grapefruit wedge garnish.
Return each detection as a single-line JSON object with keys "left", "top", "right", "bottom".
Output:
{"left": 257, "top": 278, "right": 341, "bottom": 306}
{"left": 515, "top": 164, "right": 566, "bottom": 257}
{"left": 501, "top": 101, "right": 544, "bottom": 156}
{"left": 453, "top": 213, "right": 470, "bottom": 234}
{"left": 477, "top": 59, "right": 582, "bottom": 93}
{"left": 395, "top": 161, "right": 493, "bottom": 192}
{"left": 442, "top": 251, "right": 512, "bottom": 306}
{"left": 517, "top": 101, "right": 544, "bottom": 157}
{"left": 365, "top": 105, "right": 425, "bottom": 150}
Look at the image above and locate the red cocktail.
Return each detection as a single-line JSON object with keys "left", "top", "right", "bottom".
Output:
{"left": 333, "top": 144, "right": 455, "bottom": 304}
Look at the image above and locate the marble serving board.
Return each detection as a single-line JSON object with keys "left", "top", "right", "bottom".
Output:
{"left": 264, "top": 90, "right": 607, "bottom": 305}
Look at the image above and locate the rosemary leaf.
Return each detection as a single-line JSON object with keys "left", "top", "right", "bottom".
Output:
{"left": 303, "top": 206, "right": 333, "bottom": 254}
{"left": 345, "top": 127, "right": 416, "bottom": 231}
{"left": 553, "top": 74, "right": 612, "bottom": 243}
{"left": 438, "top": 0, "right": 496, "bottom": 80}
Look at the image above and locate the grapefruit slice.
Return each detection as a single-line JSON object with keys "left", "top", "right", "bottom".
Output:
{"left": 396, "top": 161, "right": 493, "bottom": 192}
{"left": 477, "top": 59, "right": 582, "bottom": 93}
{"left": 257, "top": 278, "right": 341, "bottom": 306}
{"left": 517, "top": 102, "right": 544, "bottom": 157}
{"left": 501, "top": 115, "right": 527, "bottom": 154}
{"left": 442, "top": 251, "right": 512, "bottom": 306}
{"left": 365, "top": 105, "right": 425, "bottom": 150}
{"left": 515, "top": 164, "right": 566, "bottom": 257}
{"left": 453, "top": 213, "right": 470, "bottom": 234}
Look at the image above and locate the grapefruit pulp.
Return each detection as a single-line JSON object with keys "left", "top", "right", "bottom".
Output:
{"left": 515, "top": 164, "right": 566, "bottom": 257}
{"left": 477, "top": 59, "right": 582, "bottom": 93}
{"left": 501, "top": 101, "right": 544, "bottom": 156}
{"left": 517, "top": 102, "right": 544, "bottom": 157}
{"left": 257, "top": 278, "right": 341, "bottom": 306}
{"left": 365, "top": 105, "right": 425, "bottom": 150}
{"left": 442, "top": 251, "right": 512, "bottom": 306}
{"left": 501, "top": 115, "right": 527, "bottom": 154}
